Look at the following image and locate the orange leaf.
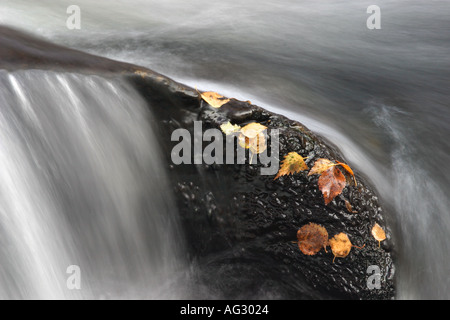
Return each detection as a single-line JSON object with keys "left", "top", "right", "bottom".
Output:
{"left": 296, "top": 223, "right": 329, "bottom": 255}
{"left": 318, "top": 166, "right": 346, "bottom": 205}
{"left": 329, "top": 232, "right": 352, "bottom": 262}
{"left": 308, "top": 158, "right": 335, "bottom": 176}
{"left": 274, "top": 152, "right": 308, "bottom": 180}
{"left": 371, "top": 223, "right": 386, "bottom": 247}
{"left": 240, "top": 123, "right": 267, "bottom": 139}
{"left": 200, "top": 91, "right": 230, "bottom": 108}
{"left": 335, "top": 160, "right": 357, "bottom": 186}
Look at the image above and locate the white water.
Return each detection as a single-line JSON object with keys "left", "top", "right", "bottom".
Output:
{"left": 1, "top": 0, "right": 450, "bottom": 299}
{"left": 0, "top": 70, "right": 185, "bottom": 299}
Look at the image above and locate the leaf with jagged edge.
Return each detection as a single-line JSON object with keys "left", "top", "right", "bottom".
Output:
{"left": 220, "top": 121, "right": 241, "bottom": 135}
{"left": 274, "top": 152, "right": 308, "bottom": 180}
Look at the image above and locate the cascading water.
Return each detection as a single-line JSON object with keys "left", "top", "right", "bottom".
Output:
{"left": 0, "top": 70, "right": 185, "bottom": 299}
{"left": 0, "top": 0, "right": 449, "bottom": 299}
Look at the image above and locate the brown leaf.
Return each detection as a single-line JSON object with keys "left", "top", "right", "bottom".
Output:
{"left": 371, "top": 223, "right": 386, "bottom": 247}
{"left": 345, "top": 199, "right": 358, "bottom": 214}
{"left": 329, "top": 232, "right": 352, "bottom": 262}
{"left": 274, "top": 152, "right": 308, "bottom": 180}
{"left": 308, "top": 158, "right": 335, "bottom": 176}
{"left": 318, "top": 166, "right": 346, "bottom": 205}
{"left": 200, "top": 91, "right": 230, "bottom": 108}
{"left": 296, "top": 223, "right": 329, "bottom": 256}
{"left": 335, "top": 160, "right": 357, "bottom": 186}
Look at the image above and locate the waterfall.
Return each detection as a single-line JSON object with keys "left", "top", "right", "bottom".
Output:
{"left": 0, "top": 70, "right": 184, "bottom": 299}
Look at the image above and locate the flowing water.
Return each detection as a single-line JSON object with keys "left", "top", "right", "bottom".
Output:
{"left": 0, "top": 0, "right": 450, "bottom": 299}
{"left": 0, "top": 70, "right": 185, "bottom": 299}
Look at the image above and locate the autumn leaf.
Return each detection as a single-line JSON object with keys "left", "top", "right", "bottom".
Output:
{"left": 249, "top": 132, "right": 267, "bottom": 155}
{"left": 345, "top": 199, "right": 358, "bottom": 214}
{"left": 308, "top": 158, "right": 335, "bottom": 176}
{"left": 236, "top": 123, "right": 268, "bottom": 164}
{"left": 329, "top": 233, "right": 352, "bottom": 262}
{"left": 274, "top": 152, "right": 308, "bottom": 180}
{"left": 220, "top": 121, "right": 241, "bottom": 135}
{"left": 335, "top": 160, "right": 357, "bottom": 186}
{"left": 240, "top": 123, "right": 268, "bottom": 139}
{"left": 199, "top": 91, "right": 230, "bottom": 108}
{"left": 371, "top": 223, "right": 386, "bottom": 247}
{"left": 296, "top": 223, "right": 329, "bottom": 256}
{"left": 238, "top": 133, "right": 250, "bottom": 149}
{"left": 318, "top": 166, "right": 346, "bottom": 205}
{"left": 329, "top": 233, "right": 365, "bottom": 263}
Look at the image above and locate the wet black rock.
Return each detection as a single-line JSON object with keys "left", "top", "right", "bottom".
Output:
{"left": 131, "top": 75, "right": 396, "bottom": 300}
{"left": 0, "top": 26, "right": 395, "bottom": 300}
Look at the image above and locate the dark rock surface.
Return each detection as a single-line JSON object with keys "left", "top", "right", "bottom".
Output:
{"left": 0, "top": 26, "right": 395, "bottom": 299}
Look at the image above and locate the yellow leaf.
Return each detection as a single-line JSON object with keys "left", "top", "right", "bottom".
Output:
{"left": 371, "top": 223, "right": 386, "bottom": 247}
{"left": 200, "top": 91, "right": 230, "bottom": 108}
{"left": 308, "top": 158, "right": 335, "bottom": 176}
{"left": 249, "top": 132, "right": 267, "bottom": 155}
{"left": 274, "top": 152, "right": 308, "bottom": 180}
{"left": 220, "top": 122, "right": 241, "bottom": 135}
{"left": 240, "top": 122, "right": 267, "bottom": 139}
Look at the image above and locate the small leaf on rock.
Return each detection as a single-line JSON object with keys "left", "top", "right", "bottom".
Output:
{"left": 274, "top": 152, "right": 308, "bottom": 180}
{"left": 345, "top": 199, "right": 358, "bottom": 213}
{"left": 318, "top": 166, "right": 346, "bottom": 205}
{"left": 200, "top": 91, "right": 230, "bottom": 108}
{"left": 296, "top": 223, "right": 329, "bottom": 256}
{"left": 308, "top": 158, "right": 335, "bottom": 176}
{"left": 220, "top": 121, "right": 241, "bottom": 135}
{"left": 371, "top": 223, "right": 386, "bottom": 247}
{"left": 329, "top": 232, "right": 352, "bottom": 263}
{"left": 249, "top": 132, "right": 267, "bottom": 155}
{"left": 240, "top": 123, "right": 268, "bottom": 139}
